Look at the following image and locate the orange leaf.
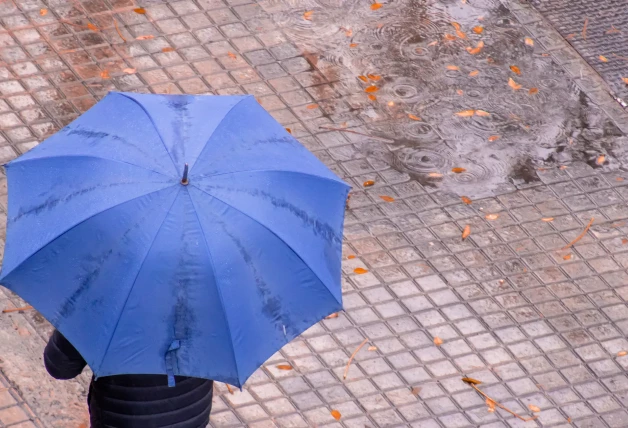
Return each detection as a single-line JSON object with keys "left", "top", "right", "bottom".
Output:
{"left": 427, "top": 41, "right": 438, "bottom": 46}
{"left": 227, "top": 52, "right": 237, "bottom": 59}
{"left": 349, "top": 43, "right": 358, "bottom": 48}
{"left": 303, "top": 10, "right": 313, "bottom": 20}
{"left": 529, "top": 87, "right": 539, "bottom": 94}
{"left": 473, "top": 26, "right": 484, "bottom": 34}
{"left": 455, "top": 110, "right": 475, "bottom": 117}
{"left": 136, "top": 35, "right": 155, "bottom": 40}
{"left": 354, "top": 267, "right": 369, "bottom": 274}
{"left": 306, "top": 104, "right": 318, "bottom": 109}
{"left": 358, "top": 75, "right": 368, "bottom": 82}
{"left": 379, "top": 195, "right": 395, "bottom": 202}
{"left": 123, "top": 68, "right": 136, "bottom": 74}
{"left": 485, "top": 213, "right": 499, "bottom": 220}
{"left": 528, "top": 404, "right": 541, "bottom": 413}
{"left": 525, "top": 37, "right": 534, "bottom": 46}
{"left": 622, "top": 77, "right": 628, "bottom": 84}
{"left": 87, "top": 23, "right": 99, "bottom": 32}
{"left": 466, "top": 41, "right": 484, "bottom": 55}
{"left": 434, "top": 337, "right": 443, "bottom": 346}
{"left": 451, "top": 22, "right": 461, "bottom": 31}
{"left": 618, "top": 351, "right": 627, "bottom": 357}
{"left": 134, "top": 7, "right": 147, "bottom": 14}
{"left": 508, "top": 78, "right": 522, "bottom": 90}
{"left": 462, "top": 225, "right": 471, "bottom": 240}
{"left": 325, "top": 313, "right": 339, "bottom": 319}
{"left": 285, "top": 128, "right": 292, "bottom": 134}
{"left": 475, "top": 109, "right": 490, "bottom": 117}
{"left": 443, "top": 33, "right": 457, "bottom": 41}
{"left": 364, "top": 85, "right": 378, "bottom": 93}
{"left": 100, "top": 70, "right": 110, "bottom": 79}
{"left": 347, "top": 254, "right": 356, "bottom": 259}
{"left": 39, "top": 8, "right": 47, "bottom": 15}
{"left": 488, "top": 135, "right": 500, "bottom": 142}
{"left": 367, "top": 346, "right": 377, "bottom": 351}
{"left": 623, "top": 238, "right": 628, "bottom": 245}
{"left": 456, "top": 89, "right": 464, "bottom": 96}
{"left": 411, "top": 387, "right": 421, "bottom": 396}
{"left": 563, "top": 253, "right": 572, "bottom": 260}
{"left": 428, "top": 172, "right": 443, "bottom": 178}
{"left": 345, "top": 29, "right": 353, "bottom": 37}
{"left": 367, "top": 74, "right": 381, "bottom": 81}
{"left": 456, "top": 30, "right": 467, "bottom": 39}
{"left": 452, "top": 167, "right": 466, "bottom": 173}
{"left": 462, "top": 377, "right": 482, "bottom": 385}
{"left": 367, "top": 94, "right": 377, "bottom": 101}
{"left": 542, "top": 217, "right": 554, "bottom": 222}
{"left": 387, "top": 101, "right": 394, "bottom": 106}
{"left": 461, "top": 196, "right": 472, "bottom": 204}
{"left": 408, "top": 114, "right": 421, "bottom": 121}
{"left": 599, "top": 55, "right": 609, "bottom": 62}
{"left": 597, "top": 155, "right": 606, "bottom": 165}
{"left": 469, "top": 70, "right": 479, "bottom": 76}
{"left": 276, "top": 364, "right": 293, "bottom": 370}
{"left": 331, "top": 410, "right": 342, "bottom": 420}
{"left": 446, "top": 65, "right": 460, "bottom": 71}
{"left": 363, "top": 180, "right": 375, "bottom": 187}
{"left": 510, "top": 65, "right": 521, "bottom": 75}
{"left": 370, "top": 2, "right": 382, "bottom": 10}
{"left": 162, "top": 47, "right": 175, "bottom": 52}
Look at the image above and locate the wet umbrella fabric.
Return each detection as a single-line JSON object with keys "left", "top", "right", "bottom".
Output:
{"left": 0, "top": 92, "right": 349, "bottom": 387}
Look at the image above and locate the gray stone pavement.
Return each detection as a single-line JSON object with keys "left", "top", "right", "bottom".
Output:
{"left": 0, "top": 0, "right": 628, "bottom": 427}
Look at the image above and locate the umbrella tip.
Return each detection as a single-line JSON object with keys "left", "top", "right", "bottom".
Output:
{"left": 181, "top": 163, "right": 189, "bottom": 185}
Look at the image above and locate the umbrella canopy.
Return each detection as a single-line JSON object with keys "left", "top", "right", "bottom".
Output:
{"left": 0, "top": 92, "right": 349, "bottom": 387}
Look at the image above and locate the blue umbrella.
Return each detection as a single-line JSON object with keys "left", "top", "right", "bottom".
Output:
{"left": 0, "top": 92, "right": 349, "bottom": 387}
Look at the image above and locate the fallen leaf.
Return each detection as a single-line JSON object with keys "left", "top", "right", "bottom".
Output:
{"left": 599, "top": 55, "right": 609, "bottom": 62}
{"left": 347, "top": 254, "right": 356, "bottom": 259}
{"left": 466, "top": 40, "right": 484, "bottom": 55}
{"left": 350, "top": 43, "right": 358, "bottom": 48}
{"left": 617, "top": 177, "right": 624, "bottom": 181}
{"left": 411, "top": 387, "right": 421, "bottom": 396}
{"left": 306, "top": 104, "right": 318, "bottom": 109}
{"left": 618, "top": 351, "right": 627, "bottom": 357}
{"left": 285, "top": 127, "right": 292, "bottom": 134}
{"left": 510, "top": 65, "right": 521, "bottom": 75}
{"left": 87, "top": 23, "right": 99, "bottom": 32}
{"left": 469, "top": 70, "right": 479, "bottom": 76}
{"left": 370, "top": 2, "right": 383, "bottom": 10}
{"left": 227, "top": 52, "right": 237, "bottom": 59}
{"left": 485, "top": 213, "right": 499, "bottom": 220}
{"left": 358, "top": 75, "right": 368, "bottom": 82}
{"left": 408, "top": 114, "right": 421, "bottom": 121}
{"left": 100, "top": 70, "right": 110, "bottom": 79}
{"left": 446, "top": 65, "right": 460, "bottom": 71}
{"left": 380, "top": 195, "right": 395, "bottom": 202}
{"left": 451, "top": 22, "right": 461, "bottom": 31}
{"left": 528, "top": 404, "right": 541, "bottom": 413}
{"left": 597, "top": 155, "right": 606, "bottom": 165}
{"left": 462, "top": 225, "right": 471, "bottom": 240}
{"left": 488, "top": 135, "right": 500, "bottom": 142}
{"left": 486, "top": 398, "right": 496, "bottom": 412}
{"left": 462, "top": 377, "right": 482, "bottom": 385}
{"left": 363, "top": 180, "right": 375, "bottom": 187}
{"left": 529, "top": 87, "right": 539, "bottom": 94}
{"left": 582, "top": 17, "right": 588, "bottom": 40}
{"left": 325, "top": 313, "right": 339, "bottom": 319}
{"left": 136, "top": 35, "right": 155, "bottom": 40}
{"left": 331, "top": 410, "right": 342, "bottom": 420}
{"left": 434, "top": 337, "right": 443, "bottom": 346}
{"left": 367, "top": 346, "right": 377, "bottom": 351}
{"left": 456, "top": 30, "right": 467, "bottom": 39}
{"left": 606, "top": 25, "right": 621, "bottom": 34}
{"left": 354, "top": 267, "right": 369, "bottom": 274}
{"left": 452, "top": 167, "right": 466, "bottom": 173}
{"left": 427, "top": 41, "right": 438, "bottom": 46}
{"left": 456, "top": 89, "right": 464, "bottom": 95}
{"left": 475, "top": 109, "right": 490, "bottom": 117}
{"left": 461, "top": 196, "right": 472, "bottom": 204}
{"left": 162, "top": 47, "right": 175, "bottom": 52}
{"left": 525, "top": 37, "right": 534, "bottom": 46}
{"left": 367, "top": 74, "right": 381, "bottom": 81}
{"left": 563, "top": 253, "right": 572, "bottom": 260}
{"left": 622, "top": 77, "right": 628, "bottom": 84}
{"left": 276, "top": 364, "right": 293, "bottom": 370}
{"left": 303, "top": 10, "right": 313, "bottom": 20}
{"left": 542, "top": 217, "right": 554, "bottom": 222}
{"left": 387, "top": 101, "right": 394, "bottom": 106}
{"left": 367, "top": 94, "right": 377, "bottom": 101}
{"left": 473, "top": 26, "right": 484, "bottom": 34}
{"left": 508, "top": 78, "right": 522, "bottom": 90}
{"left": 568, "top": 418, "right": 572, "bottom": 423}
{"left": 134, "top": 7, "right": 147, "bottom": 14}
{"left": 345, "top": 29, "right": 353, "bottom": 37}
{"left": 428, "top": 172, "right": 443, "bottom": 178}
{"left": 455, "top": 110, "right": 475, "bottom": 117}
{"left": 39, "top": 8, "right": 47, "bottom": 15}
{"left": 623, "top": 238, "right": 628, "bottom": 245}
{"left": 444, "top": 33, "right": 457, "bottom": 41}
{"left": 365, "top": 85, "right": 378, "bottom": 93}
{"left": 123, "top": 68, "right": 136, "bottom": 74}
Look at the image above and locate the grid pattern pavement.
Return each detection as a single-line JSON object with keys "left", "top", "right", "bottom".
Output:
{"left": 0, "top": 0, "right": 627, "bottom": 427}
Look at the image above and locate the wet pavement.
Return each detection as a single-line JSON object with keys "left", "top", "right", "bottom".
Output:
{"left": 0, "top": 0, "right": 628, "bottom": 427}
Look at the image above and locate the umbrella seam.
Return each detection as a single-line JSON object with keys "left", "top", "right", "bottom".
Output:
{"left": 0, "top": 184, "right": 179, "bottom": 281}
{"left": 8, "top": 154, "right": 174, "bottom": 179}
{"left": 188, "top": 96, "right": 250, "bottom": 173}
{"left": 117, "top": 93, "right": 179, "bottom": 175}
{"left": 186, "top": 190, "right": 241, "bottom": 387}
{"left": 194, "top": 169, "right": 348, "bottom": 186}
{"left": 96, "top": 186, "right": 183, "bottom": 376}
{"left": 189, "top": 184, "right": 343, "bottom": 307}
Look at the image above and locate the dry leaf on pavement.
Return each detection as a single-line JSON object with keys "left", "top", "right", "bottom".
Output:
{"left": 354, "top": 268, "right": 368, "bottom": 274}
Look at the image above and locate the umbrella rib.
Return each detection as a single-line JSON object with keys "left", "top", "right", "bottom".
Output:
{"left": 10, "top": 154, "right": 173, "bottom": 179}
{"left": 190, "top": 184, "right": 342, "bottom": 307}
{"left": 118, "top": 93, "right": 179, "bottom": 173}
{"left": 0, "top": 184, "right": 179, "bottom": 281}
{"left": 96, "top": 186, "right": 183, "bottom": 375}
{"left": 195, "top": 169, "right": 347, "bottom": 186}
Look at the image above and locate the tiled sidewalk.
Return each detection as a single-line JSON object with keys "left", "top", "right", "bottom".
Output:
{"left": 0, "top": 0, "right": 628, "bottom": 427}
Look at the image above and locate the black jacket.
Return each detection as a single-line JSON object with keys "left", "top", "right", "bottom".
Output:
{"left": 44, "top": 330, "right": 213, "bottom": 428}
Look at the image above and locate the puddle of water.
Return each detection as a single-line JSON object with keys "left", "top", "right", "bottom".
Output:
{"left": 261, "top": 0, "right": 627, "bottom": 197}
